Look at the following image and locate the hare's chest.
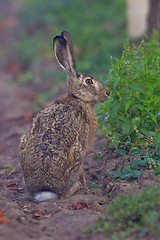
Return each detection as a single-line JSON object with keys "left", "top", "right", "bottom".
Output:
{"left": 81, "top": 106, "right": 97, "bottom": 149}
{"left": 88, "top": 112, "right": 98, "bottom": 144}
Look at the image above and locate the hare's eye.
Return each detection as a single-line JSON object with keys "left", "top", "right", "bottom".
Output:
{"left": 85, "top": 79, "right": 93, "bottom": 85}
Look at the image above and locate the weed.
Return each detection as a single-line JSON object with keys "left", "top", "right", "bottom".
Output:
{"left": 84, "top": 182, "right": 160, "bottom": 238}
{"left": 90, "top": 182, "right": 101, "bottom": 189}
{"left": 114, "top": 166, "right": 145, "bottom": 179}
{"left": 90, "top": 151, "right": 104, "bottom": 159}
{"left": 98, "top": 30, "right": 160, "bottom": 150}
{"left": 1, "top": 164, "right": 13, "bottom": 173}
{"left": 109, "top": 136, "right": 160, "bottom": 180}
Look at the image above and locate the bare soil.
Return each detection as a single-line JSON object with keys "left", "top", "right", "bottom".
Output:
{"left": 0, "top": 1, "right": 159, "bottom": 240}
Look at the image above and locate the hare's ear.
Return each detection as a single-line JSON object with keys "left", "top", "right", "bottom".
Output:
{"left": 61, "top": 31, "right": 77, "bottom": 71}
{"left": 53, "top": 34, "right": 77, "bottom": 77}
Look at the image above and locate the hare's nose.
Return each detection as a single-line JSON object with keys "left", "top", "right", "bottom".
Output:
{"left": 106, "top": 88, "right": 110, "bottom": 96}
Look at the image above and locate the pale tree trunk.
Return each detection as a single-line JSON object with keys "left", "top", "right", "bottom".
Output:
{"left": 127, "top": 0, "right": 150, "bottom": 38}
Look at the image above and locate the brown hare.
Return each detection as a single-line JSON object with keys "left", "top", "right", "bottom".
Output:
{"left": 19, "top": 31, "right": 110, "bottom": 202}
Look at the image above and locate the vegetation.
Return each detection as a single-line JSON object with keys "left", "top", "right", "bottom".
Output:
{"left": 8, "top": 0, "right": 126, "bottom": 89}
{"left": 85, "top": 31, "right": 160, "bottom": 239}
{"left": 84, "top": 182, "right": 160, "bottom": 239}
{"left": 0, "top": 164, "right": 13, "bottom": 173}
{"left": 110, "top": 135, "right": 160, "bottom": 180}
{"left": 98, "top": 30, "right": 160, "bottom": 150}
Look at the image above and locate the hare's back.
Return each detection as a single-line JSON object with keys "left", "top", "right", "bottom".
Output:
{"left": 19, "top": 101, "right": 89, "bottom": 194}
{"left": 33, "top": 101, "right": 85, "bottom": 149}
{"left": 20, "top": 101, "right": 88, "bottom": 176}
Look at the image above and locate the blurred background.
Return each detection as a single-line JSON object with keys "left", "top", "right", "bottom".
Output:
{"left": 0, "top": 0, "right": 159, "bottom": 110}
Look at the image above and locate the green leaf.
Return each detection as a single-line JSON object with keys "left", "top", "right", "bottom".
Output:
{"left": 112, "top": 132, "right": 120, "bottom": 149}
{"left": 132, "top": 117, "right": 141, "bottom": 127}
{"left": 154, "top": 167, "right": 160, "bottom": 176}
{"left": 108, "top": 68, "right": 114, "bottom": 75}
{"left": 132, "top": 149, "right": 143, "bottom": 154}
{"left": 148, "top": 131, "right": 157, "bottom": 137}
{"left": 129, "top": 84, "right": 145, "bottom": 94}
{"left": 131, "top": 159, "right": 148, "bottom": 169}
{"left": 105, "top": 140, "right": 111, "bottom": 149}
{"left": 110, "top": 102, "right": 120, "bottom": 118}
{"left": 114, "top": 166, "right": 145, "bottom": 179}
{"left": 2, "top": 164, "right": 13, "bottom": 173}
{"left": 125, "top": 100, "right": 132, "bottom": 112}
{"left": 113, "top": 76, "right": 121, "bottom": 88}
{"left": 116, "top": 149, "right": 127, "bottom": 155}
{"left": 135, "top": 104, "right": 146, "bottom": 111}
{"left": 139, "top": 128, "right": 148, "bottom": 135}
{"left": 122, "top": 119, "right": 131, "bottom": 134}
{"left": 149, "top": 112, "right": 157, "bottom": 124}
{"left": 153, "top": 142, "right": 160, "bottom": 148}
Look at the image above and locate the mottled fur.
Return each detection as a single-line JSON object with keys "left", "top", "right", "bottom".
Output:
{"left": 19, "top": 31, "right": 110, "bottom": 201}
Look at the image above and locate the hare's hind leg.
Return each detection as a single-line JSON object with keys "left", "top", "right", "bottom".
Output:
{"left": 79, "top": 163, "right": 87, "bottom": 189}
{"left": 60, "top": 181, "right": 81, "bottom": 199}
{"left": 60, "top": 162, "right": 86, "bottom": 199}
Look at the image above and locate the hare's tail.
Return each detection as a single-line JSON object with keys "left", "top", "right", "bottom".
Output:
{"left": 34, "top": 191, "right": 58, "bottom": 202}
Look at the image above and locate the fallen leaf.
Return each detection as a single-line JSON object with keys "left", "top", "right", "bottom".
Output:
{"left": 0, "top": 209, "right": 10, "bottom": 224}
{"left": 33, "top": 201, "right": 94, "bottom": 221}
{"left": 68, "top": 201, "right": 94, "bottom": 210}
{"left": 34, "top": 212, "right": 55, "bottom": 220}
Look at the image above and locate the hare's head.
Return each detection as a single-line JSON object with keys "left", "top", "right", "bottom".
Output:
{"left": 54, "top": 31, "right": 110, "bottom": 104}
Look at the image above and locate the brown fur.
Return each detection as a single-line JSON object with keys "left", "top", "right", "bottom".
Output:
{"left": 19, "top": 31, "right": 110, "bottom": 201}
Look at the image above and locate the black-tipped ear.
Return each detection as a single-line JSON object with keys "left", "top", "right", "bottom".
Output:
{"left": 53, "top": 33, "right": 77, "bottom": 77}
{"left": 53, "top": 36, "right": 68, "bottom": 71}
{"left": 61, "top": 31, "right": 77, "bottom": 71}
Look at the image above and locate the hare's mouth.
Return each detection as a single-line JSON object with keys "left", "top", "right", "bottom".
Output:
{"left": 106, "top": 88, "right": 110, "bottom": 97}
{"left": 97, "top": 95, "right": 109, "bottom": 103}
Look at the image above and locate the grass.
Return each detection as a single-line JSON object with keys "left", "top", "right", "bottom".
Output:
{"left": 0, "top": 164, "right": 13, "bottom": 173}
{"left": 84, "top": 181, "right": 160, "bottom": 239}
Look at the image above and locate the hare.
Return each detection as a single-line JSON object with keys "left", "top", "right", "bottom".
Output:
{"left": 19, "top": 31, "right": 110, "bottom": 202}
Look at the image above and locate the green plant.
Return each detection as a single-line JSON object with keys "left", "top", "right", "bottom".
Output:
{"left": 113, "top": 166, "right": 145, "bottom": 179}
{"left": 110, "top": 135, "right": 160, "bottom": 179}
{"left": 84, "top": 182, "right": 160, "bottom": 238}
{"left": 90, "top": 182, "right": 102, "bottom": 189}
{"left": 132, "top": 136, "right": 160, "bottom": 175}
{"left": 90, "top": 151, "right": 104, "bottom": 159}
{"left": 1, "top": 164, "right": 13, "bottom": 173}
{"left": 98, "top": 31, "right": 160, "bottom": 150}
